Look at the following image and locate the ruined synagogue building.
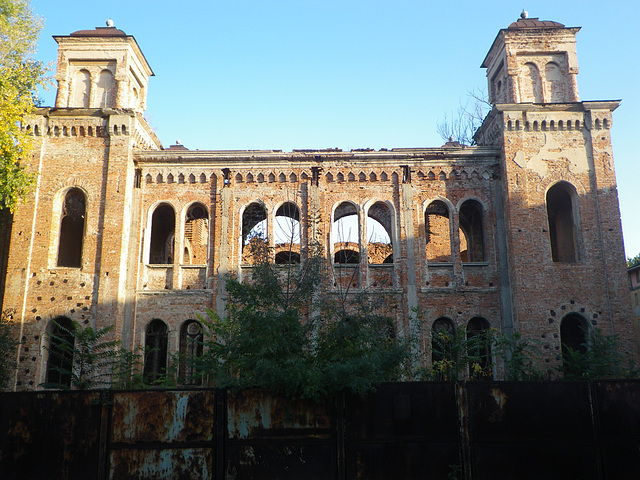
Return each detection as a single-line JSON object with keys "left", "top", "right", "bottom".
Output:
{"left": 0, "top": 14, "right": 634, "bottom": 390}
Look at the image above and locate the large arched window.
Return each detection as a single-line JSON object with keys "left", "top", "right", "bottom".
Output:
{"left": 274, "top": 202, "right": 301, "bottom": 264}
{"left": 547, "top": 182, "right": 578, "bottom": 263}
{"left": 242, "top": 202, "right": 268, "bottom": 263}
{"left": 46, "top": 317, "right": 75, "bottom": 388}
{"left": 431, "top": 317, "right": 455, "bottom": 370}
{"left": 57, "top": 188, "right": 86, "bottom": 268}
{"left": 179, "top": 320, "right": 204, "bottom": 386}
{"left": 143, "top": 319, "right": 168, "bottom": 384}
{"left": 467, "top": 317, "right": 492, "bottom": 379}
{"left": 425, "top": 200, "right": 452, "bottom": 263}
{"left": 366, "top": 202, "right": 393, "bottom": 264}
{"left": 333, "top": 202, "right": 359, "bottom": 264}
{"left": 183, "top": 203, "right": 208, "bottom": 265}
{"left": 520, "top": 62, "right": 542, "bottom": 103}
{"left": 72, "top": 69, "right": 91, "bottom": 108}
{"left": 96, "top": 69, "right": 115, "bottom": 108}
{"left": 149, "top": 204, "right": 175, "bottom": 264}
{"left": 459, "top": 200, "right": 485, "bottom": 262}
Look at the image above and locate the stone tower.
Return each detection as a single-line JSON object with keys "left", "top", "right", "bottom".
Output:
{"left": 1, "top": 23, "right": 161, "bottom": 389}
{"left": 476, "top": 13, "right": 633, "bottom": 353}
{"left": 53, "top": 21, "right": 153, "bottom": 111}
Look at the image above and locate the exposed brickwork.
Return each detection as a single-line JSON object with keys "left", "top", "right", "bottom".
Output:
{"left": 0, "top": 17, "right": 634, "bottom": 390}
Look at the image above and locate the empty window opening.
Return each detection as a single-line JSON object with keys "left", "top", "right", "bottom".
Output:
{"left": 242, "top": 202, "right": 268, "bottom": 263}
{"left": 149, "top": 204, "right": 175, "bottom": 264}
{"left": 560, "top": 313, "right": 588, "bottom": 374}
{"left": 333, "top": 202, "right": 359, "bottom": 264}
{"left": 57, "top": 188, "right": 86, "bottom": 268}
{"left": 96, "top": 69, "right": 115, "bottom": 108}
{"left": 367, "top": 202, "right": 393, "bottom": 264}
{"left": 46, "top": 317, "right": 75, "bottom": 388}
{"left": 459, "top": 200, "right": 484, "bottom": 262}
{"left": 72, "top": 69, "right": 91, "bottom": 108}
{"left": 179, "top": 320, "right": 203, "bottom": 386}
{"left": 547, "top": 182, "right": 578, "bottom": 263}
{"left": 425, "top": 200, "right": 452, "bottom": 263}
{"left": 431, "top": 317, "right": 455, "bottom": 379}
{"left": 143, "top": 319, "right": 168, "bottom": 385}
{"left": 183, "top": 203, "right": 208, "bottom": 265}
{"left": 274, "top": 202, "right": 301, "bottom": 264}
{"left": 467, "top": 317, "right": 492, "bottom": 379}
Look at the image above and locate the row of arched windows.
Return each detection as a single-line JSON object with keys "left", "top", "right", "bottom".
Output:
{"left": 425, "top": 199, "right": 485, "bottom": 263}
{"left": 53, "top": 180, "right": 580, "bottom": 270}
{"left": 45, "top": 317, "right": 205, "bottom": 387}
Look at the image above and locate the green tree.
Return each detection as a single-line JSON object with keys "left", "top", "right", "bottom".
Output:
{"left": 42, "top": 320, "right": 121, "bottom": 390}
{"left": 0, "top": 0, "right": 49, "bottom": 211}
{"left": 194, "top": 242, "right": 411, "bottom": 401}
{"left": 627, "top": 253, "right": 640, "bottom": 268}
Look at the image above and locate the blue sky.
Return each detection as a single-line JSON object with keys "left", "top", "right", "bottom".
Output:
{"left": 31, "top": 0, "right": 639, "bottom": 258}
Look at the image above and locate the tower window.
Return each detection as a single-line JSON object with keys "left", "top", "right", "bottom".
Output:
{"left": 57, "top": 188, "right": 86, "bottom": 268}
{"left": 46, "top": 317, "right": 75, "bottom": 388}
{"left": 547, "top": 182, "right": 578, "bottom": 263}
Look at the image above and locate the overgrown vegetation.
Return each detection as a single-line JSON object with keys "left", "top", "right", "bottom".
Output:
{"left": 192, "top": 242, "right": 410, "bottom": 400}
{"left": 0, "top": 0, "right": 50, "bottom": 211}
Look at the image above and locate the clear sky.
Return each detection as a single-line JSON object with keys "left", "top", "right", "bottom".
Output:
{"left": 31, "top": 0, "right": 639, "bottom": 259}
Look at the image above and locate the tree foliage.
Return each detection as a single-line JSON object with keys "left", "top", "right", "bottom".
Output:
{"left": 627, "top": 253, "right": 640, "bottom": 268}
{"left": 42, "top": 320, "right": 121, "bottom": 390}
{"left": 436, "top": 89, "right": 491, "bottom": 146}
{"left": 194, "top": 245, "right": 411, "bottom": 401}
{"left": 0, "top": 0, "right": 49, "bottom": 211}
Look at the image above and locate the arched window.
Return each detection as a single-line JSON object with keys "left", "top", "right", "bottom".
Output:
{"left": 274, "top": 202, "right": 301, "bottom": 264}
{"left": 459, "top": 200, "right": 484, "bottom": 262}
{"left": 366, "top": 202, "right": 393, "bottom": 264}
{"left": 425, "top": 200, "right": 452, "bottom": 263}
{"left": 96, "top": 69, "right": 115, "bottom": 108}
{"left": 242, "top": 202, "right": 268, "bottom": 263}
{"left": 46, "top": 317, "right": 75, "bottom": 388}
{"left": 544, "top": 62, "right": 566, "bottom": 103}
{"left": 57, "top": 188, "right": 86, "bottom": 268}
{"left": 72, "top": 70, "right": 91, "bottom": 108}
{"left": 547, "top": 182, "right": 578, "bottom": 263}
{"left": 431, "top": 317, "right": 455, "bottom": 369}
{"left": 560, "top": 313, "right": 588, "bottom": 371}
{"left": 467, "top": 317, "right": 492, "bottom": 379}
{"left": 183, "top": 203, "right": 208, "bottom": 265}
{"left": 520, "top": 62, "right": 542, "bottom": 103}
{"left": 179, "top": 320, "right": 204, "bottom": 386}
{"left": 149, "top": 204, "right": 175, "bottom": 264}
{"left": 143, "top": 319, "right": 168, "bottom": 384}
{"left": 333, "top": 202, "right": 359, "bottom": 264}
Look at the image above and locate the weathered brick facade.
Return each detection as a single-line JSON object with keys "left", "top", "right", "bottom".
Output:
{"left": 1, "top": 15, "right": 633, "bottom": 390}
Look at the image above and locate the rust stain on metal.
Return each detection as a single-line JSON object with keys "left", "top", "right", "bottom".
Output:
{"left": 109, "top": 448, "right": 212, "bottom": 480}
{"left": 227, "top": 389, "right": 331, "bottom": 439}
{"left": 111, "top": 390, "right": 214, "bottom": 443}
{"left": 490, "top": 387, "right": 508, "bottom": 410}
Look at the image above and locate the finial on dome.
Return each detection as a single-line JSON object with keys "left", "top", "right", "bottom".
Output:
{"left": 520, "top": 9, "right": 528, "bottom": 19}
{"left": 106, "top": 18, "right": 114, "bottom": 27}
{"left": 176, "top": 139, "right": 181, "bottom": 145}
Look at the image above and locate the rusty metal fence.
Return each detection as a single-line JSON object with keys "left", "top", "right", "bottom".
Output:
{"left": 2, "top": 381, "right": 640, "bottom": 479}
